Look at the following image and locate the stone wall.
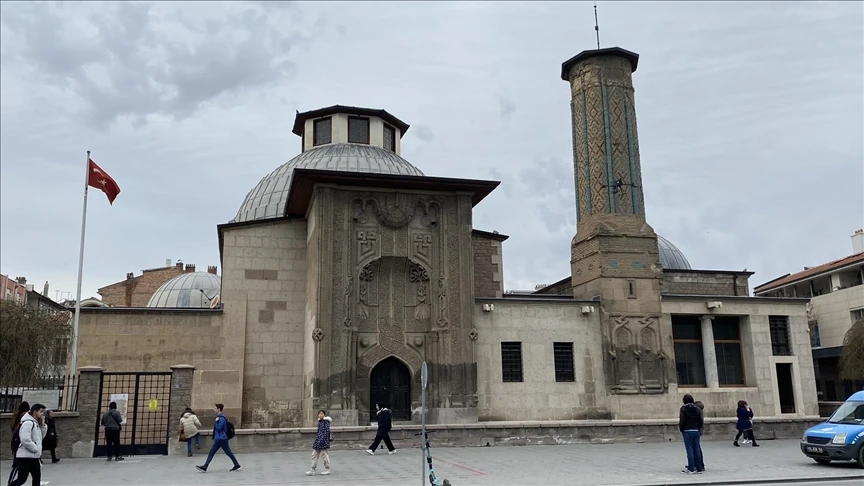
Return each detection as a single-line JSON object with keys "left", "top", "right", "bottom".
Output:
{"left": 471, "top": 231, "right": 506, "bottom": 299}
{"left": 221, "top": 220, "right": 307, "bottom": 428}
{"left": 198, "top": 417, "right": 821, "bottom": 453}
{"left": 662, "top": 270, "right": 752, "bottom": 297}
{"left": 474, "top": 299, "right": 609, "bottom": 421}
{"left": 75, "top": 307, "right": 242, "bottom": 425}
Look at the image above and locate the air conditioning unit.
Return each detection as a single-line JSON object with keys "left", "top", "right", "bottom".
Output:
{"left": 706, "top": 301, "right": 722, "bottom": 309}
{"left": 482, "top": 303, "right": 494, "bottom": 312}
{"left": 581, "top": 306, "right": 595, "bottom": 315}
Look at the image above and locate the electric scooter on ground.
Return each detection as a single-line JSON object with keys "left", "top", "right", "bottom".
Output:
{"left": 415, "top": 430, "right": 451, "bottom": 486}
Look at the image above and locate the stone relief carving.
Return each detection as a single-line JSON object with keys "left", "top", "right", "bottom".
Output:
{"left": 409, "top": 261, "right": 430, "bottom": 321}
{"left": 468, "top": 329, "right": 478, "bottom": 341}
{"left": 357, "top": 231, "right": 377, "bottom": 267}
{"left": 358, "top": 261, "right": 377, "bottom": 321}
{"left": 312, "top": 328, "right": 325, "bottom": 342}
{"left": 436, "top": 277, "right": 448, "bottom": 328}
{"left": 606, "top": 313, "right": 666, "bottom": 394}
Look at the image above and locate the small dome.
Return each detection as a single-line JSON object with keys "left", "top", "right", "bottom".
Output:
{"left": 234, "top": 143, "right": 425, "bottom": 223}
{"left": 147, "top": 272, "right": 221, "bottom": 308}
{"left": 658, "top": 235, "right": 692, "bottom": 270}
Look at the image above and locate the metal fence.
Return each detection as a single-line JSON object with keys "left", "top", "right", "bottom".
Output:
{"left": 0, "top": 374, "right": 78, "bottom": 413}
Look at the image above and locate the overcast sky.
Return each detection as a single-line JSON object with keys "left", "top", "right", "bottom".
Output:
{"left": 1, "top": 1, "right": 862, "bottom": 302}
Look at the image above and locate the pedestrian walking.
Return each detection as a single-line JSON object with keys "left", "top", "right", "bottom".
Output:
{"left": 42, "top": 410, "right": 59, "bottom": 463}
{"left": 679, "top": 394, "right": 704, "bottom": 475}
{"left": 365, "top": 403, "right": 396, "bottom": 455}
{"left": 9, "top": 403, "right": 47, "bottom": 486}
{"left": 196, "top": 404, "right": 241, "bottom": 473}
{"left": 306, "top": 410, "right": 332, "bottom": 476}
{"left": 101, "top": 402, "right": 124, "bottom": 462}
{"left": 734, "top": 400, "right": 759, "bottom": 447}
{"left": 180, "top": 408, "right": 202, "bottom": 457}
{"left": 8, "top": 401, "right": 30, "bottom": 485}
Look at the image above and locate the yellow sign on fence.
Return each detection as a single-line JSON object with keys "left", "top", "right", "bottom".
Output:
{"left": 148, "top": 399, "right": 158, "bottom": 412}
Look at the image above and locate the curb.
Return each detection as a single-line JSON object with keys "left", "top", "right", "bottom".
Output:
{"left": 624, "top": 474, "right": 864, "bottom": 486}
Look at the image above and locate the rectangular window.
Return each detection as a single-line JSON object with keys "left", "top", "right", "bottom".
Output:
{"left": 852, "top": 308, "right": 864, "bottom": 322}
{"left": 348, "top": 116, "right": 370, "bottom": 144}
{"left": 672, "top": 316, "right": 706, "bottom": 386}
{"left": 627, "top": 280, "right": 637, "bottom": 299}
{"left": 313, "top": 117, "right": 332, "bottom": 146}
{"left": 501, "top": 342, "right": 523, "bottom": 382}
{"left": 383, "top": 124, "right": 395, "bottom": 152}
{"left": 809, "top": 321, "right": 821, "bottom": 348}
{"left": 769, "top": 315, "right": 792, "bottom": 356}
{"left": 553, "top": 342, "right": 575, "bottom": 382}
{"left": 713, "top": 317, "right": 744, "bottom": 386}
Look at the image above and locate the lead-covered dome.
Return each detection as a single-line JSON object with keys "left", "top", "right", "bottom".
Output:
{"left": 147, "top": 272, "right": 221, "bottom": 308}
{"left": 658, "top": 235, "right": 692, "bottom": 270}
{"left": 233, "top": 144, "right": 425, "bottom": 223}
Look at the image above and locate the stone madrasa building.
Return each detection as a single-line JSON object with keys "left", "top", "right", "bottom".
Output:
{"left": 76, "top": 45, "right": 818, "bottom": 428}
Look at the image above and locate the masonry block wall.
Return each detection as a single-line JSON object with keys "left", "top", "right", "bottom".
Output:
{"left": 471, "top": 232, "right": 506, "bottom": 298}
{"left": 662, "top": 271, "right": 751, "bottom": 297}
{"left": 221, "top": 220, "right": 307, "bottom": 428}
{"left": 74, "top": 308, "right": 243, "bottom": 426}
{"left": 474, "top": 300, "right": 609, "bottom": 421}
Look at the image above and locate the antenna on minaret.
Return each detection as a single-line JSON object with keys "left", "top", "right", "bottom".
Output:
{"left": 594, "top": 2, "right": 601, "bottom": 49}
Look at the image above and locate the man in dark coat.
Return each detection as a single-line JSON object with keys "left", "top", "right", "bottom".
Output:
{"left": 679, "top": 394, "right": 704, "bottom": 474}
{"left": 365, "top": 403, "right": 396, "bottom": 455}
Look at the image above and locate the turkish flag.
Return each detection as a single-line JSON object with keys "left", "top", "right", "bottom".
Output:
{"left": 87, "top": 158, "right": 121, "bottom": 204}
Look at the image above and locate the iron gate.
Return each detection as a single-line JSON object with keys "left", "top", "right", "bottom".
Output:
{"left": 94, "top": 372, "right": 172, "bottom": 457}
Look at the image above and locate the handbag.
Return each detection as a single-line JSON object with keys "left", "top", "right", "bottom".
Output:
{"left": 179, "top": 428, "right": 187, "bottom": 442}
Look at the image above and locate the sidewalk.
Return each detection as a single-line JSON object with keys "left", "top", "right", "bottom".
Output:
{"left": 3, "top": 439, "right": 862, "bottom": 485}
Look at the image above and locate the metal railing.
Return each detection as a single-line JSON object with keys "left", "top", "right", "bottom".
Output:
{"left": 0, "top": 374, "right": 78, "bottom": 413}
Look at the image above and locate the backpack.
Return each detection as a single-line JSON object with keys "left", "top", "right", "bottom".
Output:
{"left": 10, "top": 423, "right": 21, "bottom": 454}
{"left": 225, "top": 420, "right": 235, "bottom": 440}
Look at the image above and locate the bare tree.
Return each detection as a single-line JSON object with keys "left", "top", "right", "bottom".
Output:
{"left": 0, "top": 300, "right": 72, "bottom": 385}
{"left": 840, "top": 317, "right": 864, "bottom": 381}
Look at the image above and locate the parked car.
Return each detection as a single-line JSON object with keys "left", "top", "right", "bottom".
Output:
{"left": 800, "top": 390, "right": 864, "bottom": 468}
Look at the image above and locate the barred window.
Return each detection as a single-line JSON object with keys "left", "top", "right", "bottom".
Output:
{"left": 383, "top": 124, "right": 395, "bottom": 152}
{"left": 769, "top": 316, "right": 792, "bottom": 356}
{"left": 501, "top": 342, "right": 523, "bottom": 382}
{"left": 553, "top": 342, "right": 575, "bottom": 382}
{"left": 313, "top": 118, "right": 332, "bottom": 146}
{"left": 348, "top": 117, "right": 370, "bottom": 144}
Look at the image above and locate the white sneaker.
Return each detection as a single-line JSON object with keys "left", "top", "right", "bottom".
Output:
{"left": 388, "top": 450, "right": 397, "bottom": 455}
{"left": 321, "top": 470, "right": 330, "bottom": 475}
{"left": 41, "top": 482, "right": 50, "bottom": 486}
{"left": 305, "top": 470, "right": 316, "bottom": 476}
{"left": 365, "top": 449, "right": 375, "bottom": 455}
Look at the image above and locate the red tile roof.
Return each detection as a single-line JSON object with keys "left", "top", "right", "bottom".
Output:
{"left": 754, "top": 252, "right": 864, "bottom": 293}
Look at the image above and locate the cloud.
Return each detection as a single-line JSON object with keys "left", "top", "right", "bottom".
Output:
{"left": 0, "top": 2, "right": 319, "bottom": 127}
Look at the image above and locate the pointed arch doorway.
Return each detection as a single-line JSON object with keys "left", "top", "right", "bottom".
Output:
{"left": 370, "top": 357, "right": 412, "bottom": 421}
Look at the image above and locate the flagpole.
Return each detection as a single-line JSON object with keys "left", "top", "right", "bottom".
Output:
{"left": 68, "top": 150, "right": 90, "bottom": 403}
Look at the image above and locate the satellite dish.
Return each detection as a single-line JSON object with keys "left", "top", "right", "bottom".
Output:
{"left": 209, "top": 295, "right": 221, "bottom": 309}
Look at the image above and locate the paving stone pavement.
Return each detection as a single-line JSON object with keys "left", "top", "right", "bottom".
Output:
{"left": 3, "top": 440, "right": 863, "bottom": 486}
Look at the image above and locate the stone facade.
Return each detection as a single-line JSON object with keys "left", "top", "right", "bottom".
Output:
{"left": 303, "top": 187, "right": 478, "bottom": 426}
{"left": 221, "top": 220, "right": 307, "bottom": 428}
{"left": 471, "top": 230, "right": 507, "bottom": 299}
{"left": 662, "top": 270, "right": 752, "bottom": 297}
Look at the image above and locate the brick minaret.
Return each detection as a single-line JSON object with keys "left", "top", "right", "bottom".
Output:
{"left": 562, "top": 47, "right": 667, "bottom": 395}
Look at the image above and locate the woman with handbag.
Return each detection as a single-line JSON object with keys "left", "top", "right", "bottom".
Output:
{"left": 734, "top": 400, "right": 759, "bottom": 447}
{"left": 42, "top": 410, "right": 59, "bottom": 463}
{"left": 180, "top": 408, "right": 202, "bottom": 457}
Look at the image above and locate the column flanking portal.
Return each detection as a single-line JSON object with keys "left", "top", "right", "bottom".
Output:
{"left": 562, "top": 47, "right": 669, "bottom": 396}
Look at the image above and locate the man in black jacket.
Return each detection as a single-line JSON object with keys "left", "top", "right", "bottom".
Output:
{"left": 679, "top": 394, "right": 704, "bottom": 474}
{"left": 365, "top": 403, "right": 396, "bottom": 455}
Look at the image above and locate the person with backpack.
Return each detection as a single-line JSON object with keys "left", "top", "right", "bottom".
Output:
{"left": 9, "top": 403, "right": 48, "bottom": 486}
{"left": 365, "top": 403, "right": 396, "bottom": 455}
{"left": 196, "top": 403, "right": 241, "bottom": 473}
{"left": 101, "top": 402, "right": 124, "bottom": 461}
{"left": 679, "top": 394, "right": 705, "bottom": 475}
{"left": 7, "top": 401, "right": 30, "bottom": 485}
{"left": 180, "top": 407, "right": 203, "bottom": 457}
{"left": 306, "top": 410, "right": 332, "bottom": 476}
{"left": 734, "top": 400, "right": 759, "bottom": 447}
